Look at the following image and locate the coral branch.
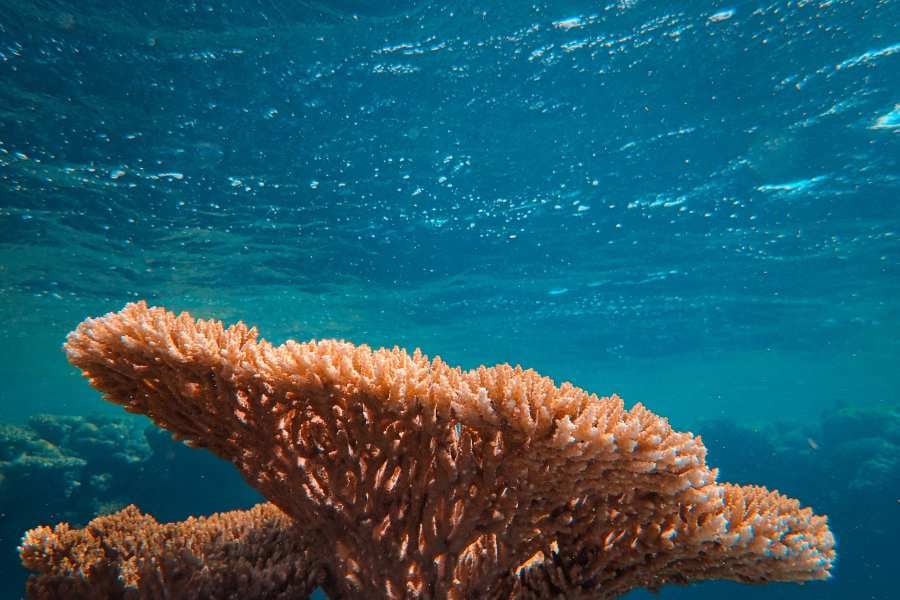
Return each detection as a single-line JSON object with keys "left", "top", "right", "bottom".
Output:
{"left": 20, "top": 503, "right": 324, "bottom": 599}
{"left": 22, "top": 302, "right": 834, "bottom": 598}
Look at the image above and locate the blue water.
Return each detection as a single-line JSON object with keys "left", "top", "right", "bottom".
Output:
{"left": 0, "top": 1, "right": 897, "bottom": 598}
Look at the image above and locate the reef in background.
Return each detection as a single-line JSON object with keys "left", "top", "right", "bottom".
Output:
{"left": 0, "top": 413, "right": 262, "bottom": 599}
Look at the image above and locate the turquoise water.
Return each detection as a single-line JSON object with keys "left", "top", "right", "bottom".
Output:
{"left": 1, "top": 1, "right": 897, "bottom": 598}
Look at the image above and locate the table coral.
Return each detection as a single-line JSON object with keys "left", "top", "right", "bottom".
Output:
{"left": 20, "top": 302, "right": 835, "bottom": 598}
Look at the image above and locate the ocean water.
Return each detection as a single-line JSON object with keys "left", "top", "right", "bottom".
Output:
{"left": 0, "top": 1, "right": 897, "bottom": 598}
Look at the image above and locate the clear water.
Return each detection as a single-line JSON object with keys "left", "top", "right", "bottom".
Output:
{"left": 0, "top": 1, "right": 897, "bottom": 598}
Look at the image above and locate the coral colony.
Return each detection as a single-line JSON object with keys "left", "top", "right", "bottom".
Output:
{"left": 20, "top": 302, "right": 834, "bottom": 599}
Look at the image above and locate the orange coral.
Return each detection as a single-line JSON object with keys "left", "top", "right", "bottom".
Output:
{"left": 20, "top": 302, "right": 835, "bottom": 598}
{"left": 20, "top": 503, "right": 324, "bottom": 600}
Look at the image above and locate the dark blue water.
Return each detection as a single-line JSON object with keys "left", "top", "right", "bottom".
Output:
{"left": 1, "top": 1, "right": 897, "bottom": 598}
